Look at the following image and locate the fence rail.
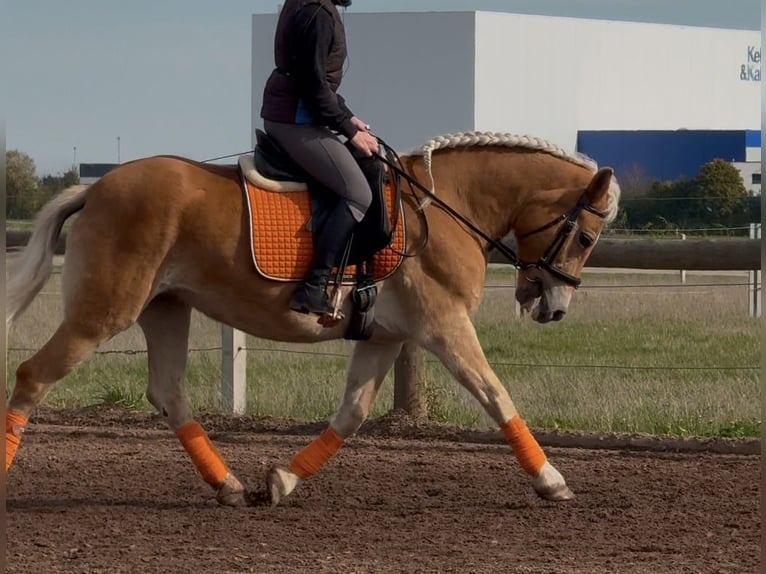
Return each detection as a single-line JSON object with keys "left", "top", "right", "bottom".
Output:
{"left": 6, "top": 231, "right": 762, "bottom": 270}
{"left": 490, "top": 237, "right": 761, "bottom": 270}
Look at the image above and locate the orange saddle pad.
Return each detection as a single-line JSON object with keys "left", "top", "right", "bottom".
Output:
{"left": 242, "top": 177, "right": 406, "bottom": 284}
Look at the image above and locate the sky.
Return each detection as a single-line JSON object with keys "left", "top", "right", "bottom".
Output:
{"left": 4, "top": 0, "right": 762, "bottom": 176}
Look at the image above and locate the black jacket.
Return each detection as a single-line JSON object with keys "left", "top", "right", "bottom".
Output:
{"left": 260, "top": 0, "right": 357, "bottom": 139}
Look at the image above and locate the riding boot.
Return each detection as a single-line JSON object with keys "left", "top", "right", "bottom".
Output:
{"left": 290, "top": 201, "right": 358, "bottom": 315}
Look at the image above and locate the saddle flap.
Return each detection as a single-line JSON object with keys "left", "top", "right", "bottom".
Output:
{"left": 240, "top": 176, "right": 406, "bottom": 284}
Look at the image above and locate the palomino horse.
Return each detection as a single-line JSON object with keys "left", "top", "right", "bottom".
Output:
{"left": 6, "top": 131, "right": 620, "bottom": 506}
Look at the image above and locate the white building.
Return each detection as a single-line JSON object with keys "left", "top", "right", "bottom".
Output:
{"left": 251, "top": 10, "right": 760, "bottom": 185}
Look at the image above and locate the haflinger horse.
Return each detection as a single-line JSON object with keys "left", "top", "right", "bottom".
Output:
{"left": 6, "top": 131, "right": 620, "bottom": 507}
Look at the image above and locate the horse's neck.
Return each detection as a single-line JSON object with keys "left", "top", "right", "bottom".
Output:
{"left": 427, "top": 149, "right": 591, "bottom": 241}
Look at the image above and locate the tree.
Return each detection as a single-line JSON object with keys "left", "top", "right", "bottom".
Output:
{"left": 40, "top": 167, "right": 80, "bottom": 196}
{"left": 617, "top": 162, "right": 653, "bottom": 198}
{"left": 6, "top": 149, "right": 40, "bottom": 219}
{"left": 612, "top": 163, "right": 651, "bottom": 232}
{"left": 620, "top": 159, "right": 754, "bottom": 234}
{"left": 692, "top": 158, "right": 748, "bottom": 219}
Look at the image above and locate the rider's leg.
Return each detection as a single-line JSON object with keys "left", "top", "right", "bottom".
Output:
{"left": 289, "top": 199, "right": 358, "bottom": 314}
{"left": 264, "top": 121, "right": 373, "bottom": 314}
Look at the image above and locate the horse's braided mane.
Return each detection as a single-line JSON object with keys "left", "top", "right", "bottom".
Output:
{"left": 414, "top": 131, "right": 597, "bottom": 190}
{"left": 408, "top": 131, "right": 620, "bottom": 222}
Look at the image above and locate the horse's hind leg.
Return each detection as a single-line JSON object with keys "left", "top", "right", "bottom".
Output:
{"left": 6, "top": 321, "right": 109, "bottom": 470}
{"left": 137, "top": 295, "right": 246, "bottom": 506}
{"left": 422, "top": 313, "right": 574, "bottom": 501}
{"left": 267, "top": 339, "right": 403, "bottom": 506}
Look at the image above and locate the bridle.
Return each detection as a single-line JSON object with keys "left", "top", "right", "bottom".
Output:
{"left": 374, "top": 139, "right": 609, "bottom": 289}
{"left": 515, "top": 194, "right": 608, "bottom": 288}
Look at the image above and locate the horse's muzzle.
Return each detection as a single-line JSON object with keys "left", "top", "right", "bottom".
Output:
{"left": 515, "top": 277, "right": 542, "bottom": 314}
{"left": 530, "top": 303, "right": 566, "bottom": 324}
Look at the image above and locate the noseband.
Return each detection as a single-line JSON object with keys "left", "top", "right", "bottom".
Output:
{"left": 373, "top": 139, "right": 608, "bottom": 289}
{"left": 515, "top": 194, "right": 608, "bottom": 288}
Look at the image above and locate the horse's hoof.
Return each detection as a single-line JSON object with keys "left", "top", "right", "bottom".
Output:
{"left": 266, "top": 464, "right": 300, "bottom": 507}
{"left": 215, "top": 473, "right": 247, "bottom": 507}
{"left": 535, "top": 483, "right": 576, "bottom": 501}
{"left": 531, "top": 461, "right": 575, "bottom": 501}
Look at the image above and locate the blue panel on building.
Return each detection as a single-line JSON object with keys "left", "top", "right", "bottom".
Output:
{"left": 745, "top": 130, "right": 761, "bottom": 147}
{"left": 576, "top": 130, "right": 757, "bottom": 182}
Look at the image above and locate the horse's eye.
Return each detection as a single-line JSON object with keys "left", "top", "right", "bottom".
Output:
{"left": 578, "top": 233, "right": 595, "bottom": 249}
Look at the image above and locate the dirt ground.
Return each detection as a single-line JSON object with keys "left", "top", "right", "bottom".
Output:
{"left": 6, "top": 408, "right": 761, "bottom": 574}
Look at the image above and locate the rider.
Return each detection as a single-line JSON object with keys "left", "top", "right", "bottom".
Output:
{"left": 260, "top": 0, "right": 380, "bottom": 316}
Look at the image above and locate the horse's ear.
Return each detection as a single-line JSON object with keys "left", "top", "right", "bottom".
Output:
{"left": 586, "top": 167, "right": 614, "bottom": 204}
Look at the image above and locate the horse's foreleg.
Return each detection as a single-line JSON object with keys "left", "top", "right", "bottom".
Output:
{"left": 422, "top": 315, "right": 574, "bottom": 501}
{"left": 138, "top": 295, "right": 245, "bottom": 507}
{"left": 267, "top": 339, "right": 403, "bottom": 506}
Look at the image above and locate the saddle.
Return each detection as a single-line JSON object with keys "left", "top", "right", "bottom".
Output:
{"left": 239, "top": 129, "right": 406, "bottom": 340}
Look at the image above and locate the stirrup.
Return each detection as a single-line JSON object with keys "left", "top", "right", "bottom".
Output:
{"left": 328, "top": 284, "right": 345, "bottom": 321}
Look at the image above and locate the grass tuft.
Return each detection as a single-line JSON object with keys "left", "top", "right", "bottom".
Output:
{"left": 96, "top": 382, "right": 147, "bottom": 411}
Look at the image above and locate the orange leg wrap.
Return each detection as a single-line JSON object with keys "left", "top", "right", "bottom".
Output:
{"left": 176, "top": 421, "right": 229, "bottom": 487}
{"left": 6, "top": 410, "right": 29, "bottom": 471}
{"left": 501, "top": 415, "right": 547, "bottom": 476}
{"left": 289, "top": 427, "right": 344, "bottom": 480}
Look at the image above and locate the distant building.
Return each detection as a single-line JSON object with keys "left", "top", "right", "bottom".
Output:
{"left": 251, "top": 11, "right": 760, "bottom": 190}
{"left": 733, "top": 161, "right": 761, "bottom": 195}
{"left": 79, "top": 163, "right": 118, "bottom": 185}
{"left": 577, "top": 130, "right": 761, "bottom": 195}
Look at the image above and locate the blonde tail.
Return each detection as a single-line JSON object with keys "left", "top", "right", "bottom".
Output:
{"left": 6, "top": 185, "right": 89, "bottom": 329}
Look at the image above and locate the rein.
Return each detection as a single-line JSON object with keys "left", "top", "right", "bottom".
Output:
{"left": 374, "top": 138, "right": 608, "bottom": 289}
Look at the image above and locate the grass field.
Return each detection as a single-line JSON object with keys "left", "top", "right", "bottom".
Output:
{"left": 6, "top": 260, "right": 761, "bottom": 437}
{"left": 7, "top": 220, "right": 36, "bottom": 232}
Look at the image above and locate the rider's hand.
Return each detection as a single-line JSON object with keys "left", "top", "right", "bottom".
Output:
{"left": 350, "top": 129, "right": 379, "bottom": 157}
{"left": 350, "top": 116, "right": 371, "bottom": 132}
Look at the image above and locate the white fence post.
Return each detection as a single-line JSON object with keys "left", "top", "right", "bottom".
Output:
{"left": 221, "top": 325, "right": 247, "bottom": 414}
{"left": 748, "top": 223, "right": 761, "bottom": 318}
{"left": 679, "top": 233, "right": 687, "bottom": 284}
